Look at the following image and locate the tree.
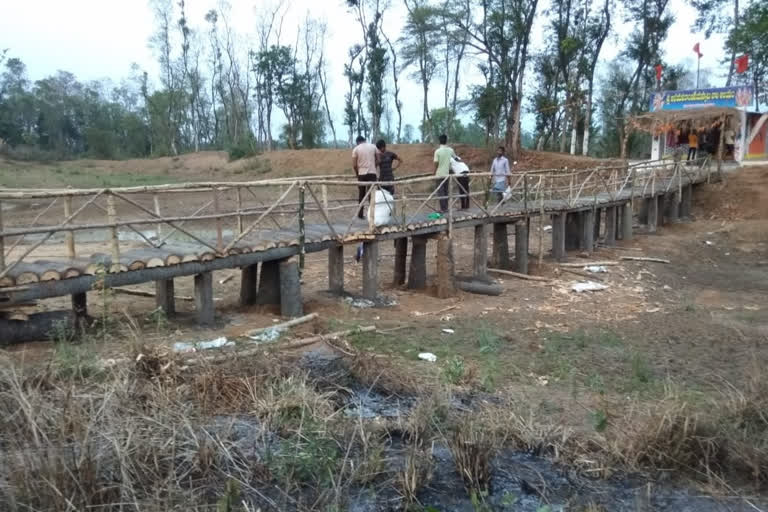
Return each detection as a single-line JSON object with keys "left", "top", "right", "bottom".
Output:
{"left": 365, "top": 11, "right": 388, "bottom": 140}
{"left": 149, "top": 0, "right": 179, "bottom": 156}
{"left": 726, "top": 1, "right": 767, "bottom": 109}
{"left": 402, "top": 0, "right": 440, "bottom": 142}
{"left": 690, "top": 0, "right": 741, "bottom": 85}
{"left": 381, "top": 28, "right": 403, "bottom": 142}
{"left": 581, "top": 0, "right": 611, "bottom": 156}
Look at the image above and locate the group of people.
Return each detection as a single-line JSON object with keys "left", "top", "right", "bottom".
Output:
{"left": 352, "top": 133, "right": 514, "bottom": 218}
{"left": 679, "top": 124, "right": 736, "bottom": 162}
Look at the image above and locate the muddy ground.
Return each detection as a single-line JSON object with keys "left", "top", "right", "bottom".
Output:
{"left": 1, "top": 165, "right": 767, "bottom": 511}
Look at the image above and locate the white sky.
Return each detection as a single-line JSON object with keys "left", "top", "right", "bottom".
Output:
{"left": 1, "top": 0, "right": 728, "bottom": 138}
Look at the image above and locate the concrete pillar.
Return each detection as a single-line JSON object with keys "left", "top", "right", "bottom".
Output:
{"left": 257, "top": 260, "right": 281, "bottom": 305}
{"left": 622, "top": 202, "right": 633, "bottom": 241}
{"left": 604, "top": 206, "right": 617, "bottom": 246}
{"left": 436, "top": 237, "right": 456, "bottom": 299}
{"left": 681, "top": 184, "right": 693, "bottom": 219}
{"left": 473, "top": 224, "right": 488, "bottom": 278}
{"left": 515, "top": 221, "right": 529, "bottom": 274}
{"left": 362, "top": 240, "right": 379, "bottom": 300}
{"left": 194, "top": 272, "right": 214, "bottom": 326}
{"left": 393, "top": 239, "right": 408, "bottom": 286}
{"left": 408, "top": 236, "right": 428, "bottom": 289}
{"left": 328, "top": 244, "right": 345, "bottom": 294}
{"left": 580, "top": 210, "right": 595, "bottom": 254}
{"left": 647, "top": 196, "right": 659, "bottom": 234}
{"left": 492, "top": 223, "right": 510, "bottom": 269}
{"left": 565, "top": 212, "right": 581, "bottom": 250}
{"left": 239, "top": 266, "right": 258, "bottom": 306}
{"left": 551, "top": 213, "right": 567, "bottom": 261}
{"left": 279, "top": 257, "right": 303, "bottom": 317}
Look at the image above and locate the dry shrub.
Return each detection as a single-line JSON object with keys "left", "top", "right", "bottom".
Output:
{"left": 447, "top": 418, "right": 498, "bottom": 497}
{"left": 246, "top": 373, "right": 336, "bottom": 433}
{"left": 398, "top": 440, "right": 434, "bottom": 506}
{"left": 346, "top": 354, "right": 433, "bottom": 397}
{"left": 609, "top": 400, "right": 725, "bottom": 477}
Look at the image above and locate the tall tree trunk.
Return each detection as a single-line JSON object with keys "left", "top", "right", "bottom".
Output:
{"left": 570, "top": 107, "right": 578, "bottom": 155}
{"left": 726, "top": 0, "right": 739, "bottom": 86}
{"left": 582, "top": 82, "right": 593, "bottom": 156}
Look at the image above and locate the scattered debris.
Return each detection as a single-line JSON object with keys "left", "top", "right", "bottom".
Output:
{"left": 344, "top": 296, "right": 399, "bottom": 308}
{"left": 488, "top": 268, "right": 551, "bottom": 282}
{"left": 559, "top": 261, "right": 619, "bottom": 267}
{"left": 246, "top": 313, "right": 318, "bottom": 338}
{"left": 173, "top": 337, "right": 233, "bottom": 353}
{"left": 442, "top": 328, "right": 455, "bottom": 334}
{"left": 620, "top": 256, "right": 671, "bottom": 264}
{"left": 584, "top": 266, "right": 609, "bottom": 273}
{"left": 571, "top": 281, "right": 608, "bottom": 293}
{"left": 114, "top": 287, "right": 195, "bottom": 301}
{"left": 412, "top": 305, "right": 459, "bottom": 317}
{"left": 543, "top": 225, "right": 552, "bottom": 232}
{"left": 704, "top": 240, "right": 715, "bottom": 246}
{"left": 249, "top": 327, "right": 284, "bottom": 343}
{"left": 218, "top": 274, "right": 234, "bottom": 285}
{"left": 418, "top": 352, "right": 438, "bottom": 362}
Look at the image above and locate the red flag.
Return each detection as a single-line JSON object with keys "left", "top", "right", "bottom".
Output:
{"left": 736, "top": 54, "right": 749, "bottom": 74}
{"left": 655, "top": 64, "right": 663, "bottom": 82}
{"left": 693, "top": 42, "right": 703, "bottom": 58}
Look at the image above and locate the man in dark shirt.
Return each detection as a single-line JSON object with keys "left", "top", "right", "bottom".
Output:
{"left": 376, "top": 140, "right": 402, "bottom": 195}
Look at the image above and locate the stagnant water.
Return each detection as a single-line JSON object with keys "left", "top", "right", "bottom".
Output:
{"left": 206, "top": 352, "right": 764, "bottom": 511}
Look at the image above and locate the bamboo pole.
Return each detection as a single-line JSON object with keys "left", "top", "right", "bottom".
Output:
{"left": 225, "top": 181, "right": 296, "bottom": 252}
{"left": 321, "top": 184, "right": 328, "bottom": 211}
{"left": 106, "top": 194, "right": 121, "bottom": 273}
{"left": 367, "top": 184, "right": 377, "bottom": 232}
{"left": 447, "top": 174, "right": 454, "bottom": 238}
{"left": 538, "top": 176, "right": 545, "bottom": 268}
{"left": 236, "top": 187, "right": 243, "bottom": 235}
{"left": 305, "top": 184, "right": 338, "bottom": 239}
{"left": 298, "top": 183, "right": 306, "bottom": 271}
{"left": 153, "top": 193, "right": 162, "bottom": 238}
{"left": 64, "top": 196, "right": 75, "bottom": 259}
{"left": 213, "top": 188, "right": 223, "bottom": 251}
{"left": 0, "top": 200, "right": 4, "bottom": 271}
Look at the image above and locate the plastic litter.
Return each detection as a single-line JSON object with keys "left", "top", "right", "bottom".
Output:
{"left": 248, "top": 327, "right": 284, "bottom": 343}
{"left": 584, "top": 266, "right": 608, "bottom": 273}
{"left": 543, "top": 225, "right": 552, "bottom": 232}
{"left": 373, "top": 188, "right": 395, "bottom": 226}
{"left": 704, "top": 240, "right": 714, "bottom": 246}
{"left": 428, "top": 212, "right": 443, "bottom": 220}
{"left": 418, "top": 352, "right": 438, "bottom": 362}
{"left": 442, "top": 328, "right": 455, "bottom": 334}
{"left": 502, "top": 186, "right": 513, "bottom": 202}
{"left": 173, "top": 337, "right": 233, "bottom": 353}
{"left": 344, "top": 296, "right": 376, "bottom": 308}
{"left": 571, "top": 281, "right": 608, "bottom": 293}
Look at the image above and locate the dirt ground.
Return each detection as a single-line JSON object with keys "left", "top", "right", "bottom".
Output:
{"left": 1, "top": 154, "right": 767, "bottom": 510}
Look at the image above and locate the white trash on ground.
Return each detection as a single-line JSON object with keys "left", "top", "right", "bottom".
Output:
{"left": 571, "top": 281, "right": 608, "bottom": 293}
{"left": 373, "top": 189, "right": 395, "bottom": 226}
{"left": 173, "top": 337, "right": 233, "bottom": 353}
{"left": 442, "top": 328, "right": 455, "bottom": 334}
{"left": 248, "top": 327, "right": 285, "bottom": 343}
{"left": 584, "top": 266, "right": 609, "bottom": 273}
{"left": 418, "top": 352, "right": 438, "bottom": 362}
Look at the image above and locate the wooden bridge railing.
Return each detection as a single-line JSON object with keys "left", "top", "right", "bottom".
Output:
{"left": 0, "top": 158, "right": 710, "bottom": 283}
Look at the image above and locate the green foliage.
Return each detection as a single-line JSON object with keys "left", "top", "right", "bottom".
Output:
{"left": 227, "top": 138, "right": 260, "bottom": 161}
{"left": 443, "top": 356, "right": 467, "bottom": 385}
{"left": 268, "top": 424, "right": 340, "bottom": 486}
{"left": 726, "top": 2, "right": 768, "bottom": 108}
{"left": 591, "top": 409, "right": 609, "bottom": 432}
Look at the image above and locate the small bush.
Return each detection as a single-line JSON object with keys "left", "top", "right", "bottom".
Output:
{"left": 227, "top": 140, "right": 260, "bottom": 161}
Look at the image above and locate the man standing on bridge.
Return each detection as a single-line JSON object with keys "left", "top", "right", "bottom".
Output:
{"left": 353, "top": 135, "right": 380, "bottom": 219}
{"left": 433, "top": 134, "right": 456, "bottom": 212}
{"left": 376, "top": 139, "right": 402, "bottom": 196}
{"left": 490, "top": 146, "right": 512, "bottom": 203}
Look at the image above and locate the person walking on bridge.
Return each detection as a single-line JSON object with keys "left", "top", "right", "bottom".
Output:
{"left": 433, "top": 134, "right": 456, "bottom": 212}
{"left": 376, "top": 139, "right": 402, "bottom": 196}
{"left": 353, "top": 135, "right": 380, "bottom": 219}
{"left": 490, "top": 146, "right": 512, "bottom": 202}
{"left": 687, "top": 131, "right": 699, "bottom": 162}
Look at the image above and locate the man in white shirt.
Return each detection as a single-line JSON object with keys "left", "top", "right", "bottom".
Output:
{"left": 490, "top": 146, "right": 511, "bottom": 202}
{"left": 352, "top": 135, "right": 380, "bottom": 218}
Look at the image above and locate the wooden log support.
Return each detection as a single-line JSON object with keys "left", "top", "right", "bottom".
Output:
{"left": 106, "top": 194, "right": 121, "bottom": 273}
{"left": 580, "top": 209, "right": 595, "bottom": 254}
{"left": 0, "top": 311, "right": 77, "bottom": 345}
{"left": 639, "top": 198, "right": 649, "bottom": 225}
{"left": 492, "top": 223, "right": 510, "bottom": 269}
{"left": 515, "top": 220, "right": 529, "bottom": 274}
{"left": 594, "top": 208, "right": 602, "bottom": 241}
{"left": 551, "top": 213, "right": 567, "bottom": 261}
{"left": 666, "top": 192, "right": 680, "bottom": 224}
{"left": 393, "top": 238, "right": 408, "bottom": 286}
{"left": 473, "top": 225, "right": 488, "bottom": 279}
{"left": 194, "top": 272, "right": 214, "bottom": 326}
{"left": 64, "top": 196, "right": 76, "bottom": 260}
{"left": 329, "top": 244, "right": 345, "bottom": 294}
{"left": 279, "top": 257, "right": 303, "bottom": 318}
{"left": 622, "top": 202, "right": 634, "bottom": 241}
{"left": 239, "top": 264, "right": 258, "bottom": 306}
{"left": 681, "top": 183, "right": 693, "bottom": 219}
{"left": 455, "top": 279, "right": 503, "bottom": 296}
{"left": 436, "top": 236, "right": 456, "bottom": 299}
{"left": 408, "top": 236, "right": 428, "bottom": 290}
{"left": 647, "top": 196, "right": 659, "bottom": 233}
{"left": 257, "top": 260, "right": 281, "bottom": 305}
{"left": 155, "top": 279, "right": 176, "bottom": 315}
{"left": 362, "top": 240, "right": 378, "bottom": 300}
{"left": 565, "top": 212, "right": 580, "bottom": 250}
{"left": 604, "top": 206, "right": 617, "bottom": 246}
{"left": 615, "top": 206, "right": 624, "bottom": 241}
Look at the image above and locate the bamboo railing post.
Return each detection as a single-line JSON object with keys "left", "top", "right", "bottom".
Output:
{"left": 538, "top": 176, "right": 545, "bottom": 267}
{"left": 299, "top": 183, "right": 306, "bottom": 271}
{"left": 236, "top": 187, "right": 243, "bottom": 235}
{"left": 106, "top": 193, "right": 121, "bottom": 273}
{"left": 213, "top": 188, "right": 223, "bottom": 251}
{"left": 0, "top": 200, "right": 5, "bottom": 271}
{"left": 367, "top": 184, "right": 377, "bottom": 232}
{"left": 153, "top": 193, "right": 162, "bottom": 239}
{"left": 523, "top": 173, "right": 529, "bottom": 213}
{"left": 447, "top": 174, "right": 454, "bottom": 238}
{"left": 321, "top": 184, "right": 328, "bottom": 211}
{"left": 64, "top": 196, "right": 76, "bottom": 259}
